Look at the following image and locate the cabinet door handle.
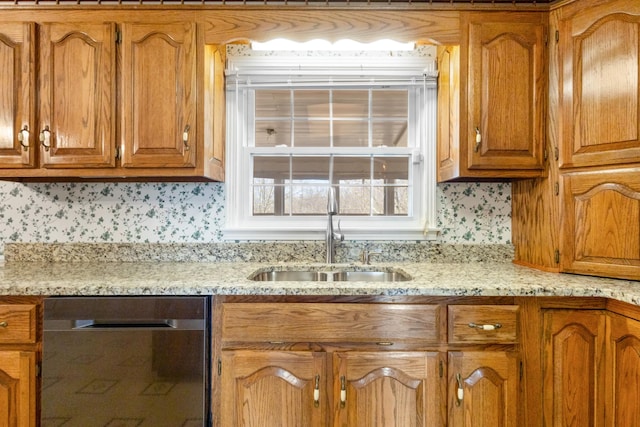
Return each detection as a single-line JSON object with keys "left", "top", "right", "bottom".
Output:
{"left": 0, "top": 321, "right": 7, "bottom": 328}
{"left": 40, "top": 126, "right": 51, "bottom": 151}
{"left": 183, "top": 125, "right": 191, "bottom": 151}
{"left": 340, "top": 375, "right": 346, "bottom": 408}
{"left": 313, "top": 375, "right": 320, "bottom": 408}
{"left": 456, "top": 373, "right": 464, "bottom": 406}
{"left": 17, "top": 125, "right": 30, "bottom": 151}
{"left": 468, "top": 322, "right": 502, "bottom": 331}
{"left": 474, "top": 127, "right": 482, "bottom": 152}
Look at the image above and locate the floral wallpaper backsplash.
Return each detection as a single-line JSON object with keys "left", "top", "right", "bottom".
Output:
{"left": 0, "top": 181, "right": 510, "bottom": 256}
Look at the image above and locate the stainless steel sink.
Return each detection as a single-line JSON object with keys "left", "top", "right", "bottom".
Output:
{"left": 332, "top": 270, "right": 410, "bottom": 282}
{"left": 250, "top": 271, "right": 329, "bottom": 282}
{"left": 249, "top": 268, "right": 411, "bottom": 282}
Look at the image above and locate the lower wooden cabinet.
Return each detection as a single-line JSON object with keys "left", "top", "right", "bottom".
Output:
{"left": 217, "top": 300, "right": 523, "bottom": 427}
{"left": 220, "top": 350, "right": 326, "bottom": 427}
{"left": 448, "top": 351, "right": 520, "bottom": 427}
{"left": 543, "top": 307, "right": 640, "bottom": 427}
{"left": 606, "top": 312, "right": 640, "bottom": 427}
{"left": 334, "top": 351, "right": 444, "bottom": 427}
{"left": 543, "top": 309, "right": 608, "bottom": 427}
{"left": 0, "top": 351, "right": 36, "bottom": 427}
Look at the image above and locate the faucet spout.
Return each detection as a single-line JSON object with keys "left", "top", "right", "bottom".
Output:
{"left": 326, "top": 187, "right": 344, "bottom": 264}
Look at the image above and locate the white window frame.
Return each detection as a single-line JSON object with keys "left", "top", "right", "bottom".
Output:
{"left": 224, "top": 55, "right": 439, "bottom": 241}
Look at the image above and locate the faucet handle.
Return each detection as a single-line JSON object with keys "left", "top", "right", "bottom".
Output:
{"left": 336, "top": 220, "right": 344, "bottom": 241}
{"left": 361, "top": 250, "right": 382, "bottom": 265}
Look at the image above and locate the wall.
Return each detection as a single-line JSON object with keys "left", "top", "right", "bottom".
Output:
{"left": 0, "top": 181, "right": 511, "bottom": 256}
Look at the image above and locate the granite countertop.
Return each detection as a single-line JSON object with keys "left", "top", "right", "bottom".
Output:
{"left": 1, "top": 261, "right": 639, "bottom": 306}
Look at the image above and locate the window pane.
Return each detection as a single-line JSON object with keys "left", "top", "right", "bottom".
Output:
{"left": 339, "top": 185, "right": 371, "bottom": 215}
{"left": 253, "top": 156, "right": 290, "bottom": 180}
{"left": 372, "top": 121, "right": 408, "bottom": 147}
{"left": 294, "top": 90, "right": 329, "bottom": 117}
{"left": 334, "top": 157, "right": 370, "bottom": 182}
{"left": 373, "top": 157, "right": 409, "bottom": 181}
{"left": 255, "top": 121, "right": 291, "bottom": 147}
{"left": 255, "top": 90, "right": 291, "bottom": 118}
{"left": 334, "top": 121, "right": 369, "bottom": 147}
{"left": 294, "top": 120, "right": 330, "bottom": 147}
{"left": 372, "top": 90, "right": 408, "bottom": 117}
{"left": 333, "top": 90, "right": 369, "bottom": 118}
{"left": 286, "top": 185, "right": 329, "bottom": 215}
{"left": 253, "top": 181, "right": 276, "bottom": 215}
{"left": 291, "top": 157, "right": 330, "bottom": 182}
{"left": 372, "top": 186, "right": 409, "bottom": 216}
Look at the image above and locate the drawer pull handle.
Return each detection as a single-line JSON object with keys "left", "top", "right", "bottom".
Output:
{"left": 313, "top": 375, "right": 320, "bottom": 408}
{"left": 340, "top": 375, "right": 346, "bottom": 408}
{"left": 183, "top": 125, "right": 191, "bottom": 151}
{"left": 0, "top": 321, "right": 7, "bottom": 328}
{"left": 40, "top": 126, "right": 51, "bottom": 151}
{"left": 468, "top": 322, "right": 502, "bottom": 331}
{"left": 18, "top": 125, "right": 30, "bottom": 150}
{"left": 456, "top": 373, "right": 464, "bottom": 406}
{"left": 474, "top": 126, "right": 482, "bottom": 152}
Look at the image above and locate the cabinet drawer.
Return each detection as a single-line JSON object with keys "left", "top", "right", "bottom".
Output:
{"left": 0, "top": 304, "right": 37, "bottom": 344}
{"left": 448, "top": 305, "right": 519, "bottom": 343}
{"left": 222, "top": 303, "right": 442, "bottom": 344}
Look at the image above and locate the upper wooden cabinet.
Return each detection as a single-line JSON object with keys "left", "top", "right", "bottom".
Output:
{"left": 39, "top": 22, "right": 116, "bottom": 168}
{"left": 561, "top": 167, "right": 640, "bottom": 280}
{"left": 438, "top": 12, "right": 547, "bottom": 181}
{"left": 559, "top": 1, "right": 640, "bottom": 168}
{"left": 0, "top": 23, "right": 35, "bottom": 169}
{"left": 120, "top": 22, "right": 196, "bottom": 169}
{"left": 0, "top": 18, "right": 224, "bottom": 181}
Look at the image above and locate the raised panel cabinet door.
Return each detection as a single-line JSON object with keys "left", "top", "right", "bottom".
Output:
{"left": 560, "top": 2, "right": 640, "bottom": 168}
{"left": 121, "top": 22, "right": 197, "bottom": 169}
{"left": 543, "top": 310, "right": 606, "bottom": 427}
{"left": 0, "top": 351, "right": 36, "bottom": 427}
{"left": 334, "top": 351, "right": 445, "bottom": 427}
{"left": 0, "top": 23, "right": 35, "bottom": 169}
{"left": 448, "top": 351, "right": 519, "bottom": 427}
{"left": 39, "top": 22, "right": 116, "bottom": 168}
{"left": 562, "top": 168, "right": 640, "bottom": 280}
{"left": 436, "top": 45, "right": 460, "bottom": 182}
{"left": 606, "top": 312, "right": 640, "bottom": 427}
{"left": 220, "top": 350, "right": 326, "bottom": 427}
{"left": 466, "top": 13, "right": 546, "bottom": 172}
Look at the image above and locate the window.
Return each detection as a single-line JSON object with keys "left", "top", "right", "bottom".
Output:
{"left": 224, "top": 51, "right": 438, "bottom": 240}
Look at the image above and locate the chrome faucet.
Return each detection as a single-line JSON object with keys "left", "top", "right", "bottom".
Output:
{"left": 326, "top": 187, "right": 344, "bottom": 264}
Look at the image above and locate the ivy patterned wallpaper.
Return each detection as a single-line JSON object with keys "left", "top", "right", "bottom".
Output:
{"left": 0, "top": 181, "right": 511, "bottom": 256}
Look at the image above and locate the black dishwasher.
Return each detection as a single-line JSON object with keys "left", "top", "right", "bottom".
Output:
{"left": 42, "top": 296, "right": 211, "bottom": 427}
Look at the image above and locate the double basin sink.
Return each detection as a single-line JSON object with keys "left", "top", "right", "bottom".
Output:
{"left": 250, "top": 267, "right": 411, "bottom": 282}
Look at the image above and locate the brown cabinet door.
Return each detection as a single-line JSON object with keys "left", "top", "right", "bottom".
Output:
{"left": 120, "top": 22, "right": 197, "bottom": 169}
{"left": 39, "top": 22, "right": 116, "bottom": 168}
{"left": 562, "top": 168, "right": 640, "bottom": 280}
{"left": 334, "top": 351, "right": 444, "bottom": 427}
{"left": 0, "top": 351, "right": 35, "bottom": 427}
{"left": 543, "top": 310, "right": 606, "bottom": 427}
{"left": 220, "top": 350, "right": 326, "bottom": 427}
{"left": 0, "top": 23, "right": 35, "bottom": 169}
{"left": 560, "top": 2, "right": 640, "bottom": 168}
{"left": 606, "top": 312, "right": 640, "bottom": 427}
{"left": 466, "top": 12, "right": 546, "bottom": 172}
{"left": 448, "top": 350, "right": 519, "bottom": 427}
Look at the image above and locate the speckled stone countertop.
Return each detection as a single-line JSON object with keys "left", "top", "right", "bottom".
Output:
{"left": 1, "top": 261, "right": 639, "bottom": 306}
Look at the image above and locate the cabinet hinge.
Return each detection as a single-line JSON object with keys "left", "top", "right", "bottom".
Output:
{"left": 115, "top": 29, "right": 122, "bottom": 44}
{"left": 36, "top": 361, "right": 42, "bottom": 377}
{"left": 519, "top": 361, "right": 523, "bottom": 381}
{"left": 555, "top": 30, "right": 560, "bottom": 43}
{"left": 554, "top": 249, "right": 560, "bottom": 264}
{"left": 439, "top": 360, "right": 443, "bottom": 378}
{"left": 217, "top": 358, "right": 222, "bottom": 376}
{"left": 554, "top": 182, "right": 560, "bottom": 196}
{"left": 115, "top": 146, "right": 120, "bottom": 160}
